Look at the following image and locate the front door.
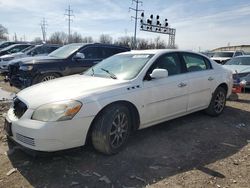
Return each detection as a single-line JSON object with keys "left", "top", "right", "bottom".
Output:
{"left": 70, "top": 46, "right": 103, "bottom": 74}
{"left": 140, "top": 52, "right": 188, "bottom": 127}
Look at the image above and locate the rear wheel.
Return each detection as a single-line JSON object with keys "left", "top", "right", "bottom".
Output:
{"left": 91, "top": 104, "right": 131, "bottom": 155}
{"left": 205, "top": 87, "right": 227, "bottom": 116}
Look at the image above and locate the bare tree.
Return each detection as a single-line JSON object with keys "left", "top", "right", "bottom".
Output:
{"left": 114, "top": 36, "right": 133, "bottom": 48}
{"left": 0, "top": 24, "right": 8, "bottom": 41}
{"left": 99, "top": 34, "right": 113, "bottom": 44}
{"left": 33, "top": 37, "right": 43, "bottom": 43}
{"left": 48, "top": 32, "right": 68, "bottom": 44}
{"left": 137, "top": 38, "right": 150, "bottom": 50}
{"left": 154, "top": 36, "right": 167, "bottom": 49}
{"left": 82, "top": 36, "right": 93, "bottom": 43}
{"left": 69, "top": 32, "right": 83, "bottom": 43}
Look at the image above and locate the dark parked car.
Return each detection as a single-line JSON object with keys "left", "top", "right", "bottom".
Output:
{"left": 8, "top": 43, "right": 130, "bottom": 88}
{"left": 0, "top": 41, "right": 19, "bottom": 50}
{"left": 0, "top": 44, "right": 61, "bottom": 74}
{"left": 0, "top": 44, "right": 34, "bottom": 56}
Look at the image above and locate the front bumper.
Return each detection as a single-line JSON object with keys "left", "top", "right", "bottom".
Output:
{"left": 5, "top": 107, "right": 94, "bottom": 152}
{"left": 9, "top": 75, "right": 32, "bottom": 89}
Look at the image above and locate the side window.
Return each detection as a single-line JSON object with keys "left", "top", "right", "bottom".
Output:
{"left": 102, "top": 48, "right": 122, "bottom": 58}
{"left": 182, "top": 53, "right": 210, "bottom": 72}
{"left": 234, "top": 52, "right": 242, "bottom": 57}
{"left": 34, "top": 46, "right": 45, "bottom": 54}
{"left": 150, "top": 53, "right": 182, "bottom": 76}
{"left": 9, "top": 46, "right": 26, "bottom": 53}
{"left": 48, "top": 46, "right": 59, "bottom": 53}
{"left": 80, "top": 47, "right": 102, "bottom": 59}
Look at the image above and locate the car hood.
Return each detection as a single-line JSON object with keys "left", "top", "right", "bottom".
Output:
{"left": 17, "top": 75, "right": 129, "bottom": 109}
{"left": 9, "top": 55, "right": 63, "bottom": 65}
{"left": 223, "top": 65, "right": 250, "bottom": 74}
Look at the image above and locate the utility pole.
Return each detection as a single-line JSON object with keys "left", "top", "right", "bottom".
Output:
{"left": 129, "top": 0, "right": 143, "bottom": 49}
{"left": 65, "top": 5, "right": 74, "bottom": 43}
{"left": 40, "top": 18, "right": 48, "bottom": 42}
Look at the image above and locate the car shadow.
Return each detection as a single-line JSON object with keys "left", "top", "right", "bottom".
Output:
{"left": 6, "top": 105, "right": 250, "bottom": 188}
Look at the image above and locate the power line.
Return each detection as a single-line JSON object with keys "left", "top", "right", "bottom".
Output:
{"left": 65, "top": 5, "right": 74, "bottom": 43}
{"left": 40, "top": 17, "right": 48, "bottom": 42}
{"left": 129, "top": 0, "right": 143, "bottom": 49}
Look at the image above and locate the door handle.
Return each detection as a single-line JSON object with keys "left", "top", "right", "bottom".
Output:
{"left": 178, "top": 82, "right": 187, "bottom": 87}
{"left": 208, "top": 77, "right": 214, "bottom": 81}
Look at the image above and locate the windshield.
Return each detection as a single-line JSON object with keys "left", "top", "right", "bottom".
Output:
{"left": 225, "top": 57, "right": 250, "bottom": 65}
{"left": 213, "top": 52, "right": 234, "bottom": 58}
{"left": 49, "top": 43, "right": 83, "bottom": 59}
{"left": 84, "top": 53, "right": 154, "bottom": 80}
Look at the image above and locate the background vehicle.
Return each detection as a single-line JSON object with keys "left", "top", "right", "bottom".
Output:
{"left": 0, "top": 41, "right": 18, "bottom": 50}
{"left": 211, "top": 50, "right": 245, "bottom": 64}
{"left": 223, "top": 55, "right": 250, "bottom": 89}
{"left": 4, "top": 50, "right": 232, "bottom": 154}
{"left": 0, "top": 44, "right": 34, "bottom": 57}
{"left": 200, "top": 51, "right": 214, "bottom": 58}
{"left": 0, "top": 44, "right": 61, "bottom": 74}
{"left": 8, "top": 43, "right": 130, "bottom": 88}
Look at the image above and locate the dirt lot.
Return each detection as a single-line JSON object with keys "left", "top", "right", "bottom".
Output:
{"left": 0, "top": 79, "right": 249, "bottom": 188}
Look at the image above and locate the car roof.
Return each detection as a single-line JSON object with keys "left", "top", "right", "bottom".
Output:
{"left": 3, "top": 43, "right": 30, "bottom": 49}
{"left": 233, "top": 55, "right": 250, "bottom": 58}
{"left": 64, "top": 43, "right": 130, "bottom": 49}
{"left": 214, "top": 51, "right": 241, "bottom": 53}
{"left": 121, "top": 49, "right": 207, "bottom": 56}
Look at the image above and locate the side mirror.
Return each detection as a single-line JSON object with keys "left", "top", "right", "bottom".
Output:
{"left": 150, "top": 68, "right": 168, "bottom": 79}
{"left": 73, "top": 52, "right": 85, "bottom": 61}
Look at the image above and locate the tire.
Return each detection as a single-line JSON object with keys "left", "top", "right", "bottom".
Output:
{"left": 205, "top": 86, "right": 227, "bottom": 116}
{"left": 91, "top": 104, "right": 132, "bottom": 155}
{"left": 33, "top": 73, "right": 60, "bottom": 84}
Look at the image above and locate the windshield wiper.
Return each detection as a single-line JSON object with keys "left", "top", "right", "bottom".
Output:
{"left": 91, "top": 68, "right": 95, "bottom": 76}
{"left": 101, "top": 68, "right": 117, "bottom": 79}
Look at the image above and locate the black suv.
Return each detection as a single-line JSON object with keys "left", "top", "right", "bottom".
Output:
{"left": 8, "top": 43, "right": 130, "bottom": 88}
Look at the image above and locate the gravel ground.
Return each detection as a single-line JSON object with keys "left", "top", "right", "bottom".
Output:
{"left": 0, "top": 79, "right": 249, "bottom": 188}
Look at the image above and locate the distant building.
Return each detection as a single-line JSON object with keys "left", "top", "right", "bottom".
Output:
{"left": 212, "top": 45, "right": 250, "bottom": 53}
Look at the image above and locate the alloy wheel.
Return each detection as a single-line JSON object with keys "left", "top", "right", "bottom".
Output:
{"left": 109, "top": 111, "right": 129, "bottom": 149}
{"left": 214, "top": 91, "right": 225, "bottom": 113}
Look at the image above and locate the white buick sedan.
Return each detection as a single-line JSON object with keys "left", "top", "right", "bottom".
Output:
{"left": 5, "top": 50, "right": 233, "bottom": 154}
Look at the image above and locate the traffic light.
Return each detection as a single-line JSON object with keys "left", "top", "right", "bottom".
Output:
{"left": 165, "top": 19, "right": 168, "bottom": 27}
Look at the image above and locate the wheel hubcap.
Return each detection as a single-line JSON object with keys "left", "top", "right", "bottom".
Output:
{"left": 214, "top": 91, "right": 225, "bottom": 113}
{"left": 110, "top": 111, "right": 129, "bottom": 149}
{"left": 42, "top": 75, "right": 56, "bottom": 82}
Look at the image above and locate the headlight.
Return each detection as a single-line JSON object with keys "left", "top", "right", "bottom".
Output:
{"left": 19, "top": 65, "right": 33, "bottom": 71}
{"left": 32, "top": 100, "right": 82, "bottom": 122}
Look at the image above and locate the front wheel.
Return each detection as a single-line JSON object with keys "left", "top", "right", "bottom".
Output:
{"left": 205, "top": 87, "right": 227, "bottom": 116}
{"left": 91, "top": 104, "right": 132, "bottom": 155}
{"left": 33, "top": 73, "right": 60, "bottom": 85}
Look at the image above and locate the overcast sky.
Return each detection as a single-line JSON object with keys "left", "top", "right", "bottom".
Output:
{"left": 0, "top": 0, "right": 250, "bottom": 51}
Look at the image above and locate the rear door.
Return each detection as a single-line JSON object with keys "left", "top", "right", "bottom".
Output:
{"left": 180, "top": 52, "right": 215, "bottom": 111}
